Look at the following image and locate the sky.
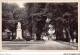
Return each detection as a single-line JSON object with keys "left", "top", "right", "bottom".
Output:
{"left": 5, "top": 1, "right": 25, "bottom": 8}
{"left": 15, "top": 2, "right": 25, "bottom": 8}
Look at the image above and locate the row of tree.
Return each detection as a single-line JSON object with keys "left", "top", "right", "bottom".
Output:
{"left": 2, "top": 3, "right": 78, "bottom": 41}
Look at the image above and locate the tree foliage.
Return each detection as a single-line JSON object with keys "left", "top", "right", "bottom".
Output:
{"left": 2, "top": 2, "right": 78, "bottom": 41}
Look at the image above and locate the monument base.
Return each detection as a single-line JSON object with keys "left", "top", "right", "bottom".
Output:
{"left": 16, "top": 29, "right": 23, "bottom": 40}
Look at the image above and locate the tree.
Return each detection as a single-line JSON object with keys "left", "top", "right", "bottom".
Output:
{"left": 23, "top": 3, "right": 78, "bottom": 41}
{"left": 2, "top": 3, "right": 19, "bottom": 40}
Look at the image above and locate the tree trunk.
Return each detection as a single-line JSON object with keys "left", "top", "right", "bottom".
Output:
{"left": 65, "top": 28, "right": 71, "bottom": 42}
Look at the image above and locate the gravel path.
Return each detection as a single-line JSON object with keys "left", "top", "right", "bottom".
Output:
{"left": 2, "top": 41, "right": 77, "bottom": 50}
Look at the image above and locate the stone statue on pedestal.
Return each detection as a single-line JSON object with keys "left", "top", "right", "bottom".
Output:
{"left": 16, "top": 22, "right": 23, "bottom": 40}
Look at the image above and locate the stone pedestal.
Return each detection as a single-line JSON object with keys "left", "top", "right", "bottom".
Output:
{"left": 16, "top": 29, "right": 22, "bottom": 39}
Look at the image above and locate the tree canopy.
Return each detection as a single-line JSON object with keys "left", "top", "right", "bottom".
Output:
{"left": 2, "top": 3, "right": 78, "bottom": 40}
